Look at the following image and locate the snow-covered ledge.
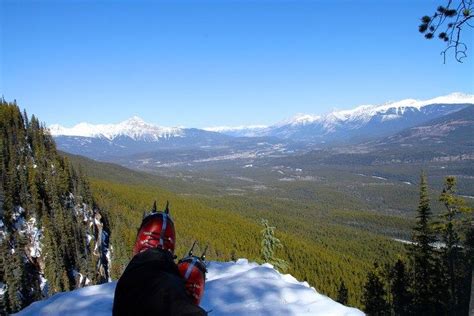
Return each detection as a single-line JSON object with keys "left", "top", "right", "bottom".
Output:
{"left": 15, "top": 259, "right": 363, "bottom": 316}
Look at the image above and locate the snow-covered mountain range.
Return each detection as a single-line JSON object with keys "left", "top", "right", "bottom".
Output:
{"left": 49, "top": 92, "right": 473, "bottom": 164}
{"left": 49, "top": 116, "right": 184, "bottom": 141}
{"left": 211, "top": 92, "right": 474, "bottom": 141}
{"left": 50, "top": 93, "right": 473, "bottom": 143}
{"left": 16, "top": 259, "right": 363, "bottom": 316}
{"left": 279, "top": 92, "right": 474, "bottom": 127}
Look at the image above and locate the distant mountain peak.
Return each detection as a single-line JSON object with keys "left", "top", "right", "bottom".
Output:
{"left": 279, "top": 113, "right": 322, "bottom": 127}
{"left": 49, "top": 117, "right": 184, "bottom": 141}
{"left": 122, "top": 115, "right": 146, "bottom": 124}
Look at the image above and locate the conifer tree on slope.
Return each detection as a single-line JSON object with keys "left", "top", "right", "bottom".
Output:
{"left": 362, "top": 263, "right": 390, "bottom": 316}
{"left": 390, "top": 259, "right": 413, "bottom": 315}
{"left": 336, "top": 279, "right": 349, "bottom": 305}
{"left": 260, "top": 219, "right": 288, "bottom": 272}
{"left": 408, "top": 172, "right": 437, "bottom": 315}
{"left": 437, "top": 176, "right": 472, "bottom": 314}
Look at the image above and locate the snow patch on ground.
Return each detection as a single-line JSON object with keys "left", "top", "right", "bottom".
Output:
{"left": 16, "top": 259, "right": 363, "bottom": 316}
{"left": 40, "top": 275, "right": 49, "bottom": 297}
{"left": 0, "top": 219, "right": 5, "bottom": 241}
{"left": 393, "top": 238, "right": 447, "bottom": 249}
{"left": 25, "top": 217, "right": 42, "bottom": 258}
{"left": 12, "top": 206, "right": 26, "bottom": 230}
{"left": 0, "top": 282, "right": 6, "bottom": 296}
{"left": 203, "top": 259, "right": 363, "bottom": 315}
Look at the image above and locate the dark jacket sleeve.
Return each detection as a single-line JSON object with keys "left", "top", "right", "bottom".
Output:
{"left": 113, "top": 248, "right": 207, "bottom": 316}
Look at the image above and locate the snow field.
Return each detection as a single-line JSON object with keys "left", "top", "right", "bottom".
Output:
{"left": 16, "top": 259, "right": 363, "bottom": 316}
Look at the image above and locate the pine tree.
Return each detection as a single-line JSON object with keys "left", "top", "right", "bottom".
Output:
{"left": 465, "top": 218, "right": 474, "bottom": 270}
{"left": 408, "top": 171, "right": 437, "bottom": 315}
{"left": 437, "top": 176, "right": 472, "bottom": 314}
{"left": 390, "top": 259, "right": 412, "bottom": 315}
{"left": 260, "top": 219, "right": 288, "bottom": 272}
{"left": 465, "top": 220, "right": 474, "bottom": 314}
{"left": 17, "top": 232, "right": 42, "bottom": 308}
{"left": 22, "top": 109, "right": 29, "bottom": 130}
{"left": 0, "top": 239, "right": 10, "bottom": 314}
{"left": 7, "top": 232, "right": 26, "bottom": 311}
{"left": 362, "top": 263, "right": 390, "bottom": 316}
{"left": 336, "top": 279, "right": 348, "bottom": 305}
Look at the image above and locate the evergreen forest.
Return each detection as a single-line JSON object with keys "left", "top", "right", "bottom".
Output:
{"left": 362, "top": 174, "right": 473, "bottom": 315}
{"left": 0, "top": 100, "right": 111, "bottom": 314}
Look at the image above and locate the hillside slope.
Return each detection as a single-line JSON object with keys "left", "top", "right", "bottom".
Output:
{"left": 0, "top": 100, "right": 111, "bottom": 314}
{"left": 371, "top": 104, "right": 474, "bottom": 155}
{"left": 16, "top": 259, "right": 363, "bottom": 316}
{"left": 64, "top": 151, "right": 405, "bottom": 308}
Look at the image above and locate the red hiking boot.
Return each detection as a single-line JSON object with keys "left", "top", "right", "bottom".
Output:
{"left": 133, "top": 201, "right": 176, "bottom": 256}
{"left": 178, "top": 243, "right": 208, "bottom": 305}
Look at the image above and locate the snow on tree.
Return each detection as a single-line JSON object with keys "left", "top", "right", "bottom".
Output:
{"left": 260, "top": 219, "right": 288, "bottom": 272}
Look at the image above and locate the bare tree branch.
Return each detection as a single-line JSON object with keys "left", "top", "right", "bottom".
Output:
{"left": 419, "top": 0, "right": 473, "bottom": 63}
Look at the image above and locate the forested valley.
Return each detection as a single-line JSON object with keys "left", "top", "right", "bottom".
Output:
{"left": 1, "top": 100, "right": 472, "bottom": 314}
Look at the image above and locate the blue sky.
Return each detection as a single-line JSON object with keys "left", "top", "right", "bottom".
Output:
{"left": 1, "top": 0, "right": 473, "bottom": 128}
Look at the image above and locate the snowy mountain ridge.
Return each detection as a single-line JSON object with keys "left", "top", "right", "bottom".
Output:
{"left": 203, "top": 92, "right": 474, "bottom": 131}
{"left": 203, "top": 125, "right": 269, "bottom": 137}
{"left": 49, "top": 116, "right": 184, "bottom": 141}
{"left": 15, "top": 259, "right": 363, "bottom": 316}
{"left": 49, "top": 93, "right": 473, "bottom": 141}
{"left": 263, "top": 92, "right": 474, "bottom": 141}
{"left": 278, "top": 92, "right": 474, "bottom": 127}
{"left": 203, "top": 125, "right": 268, "bottom": 133}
